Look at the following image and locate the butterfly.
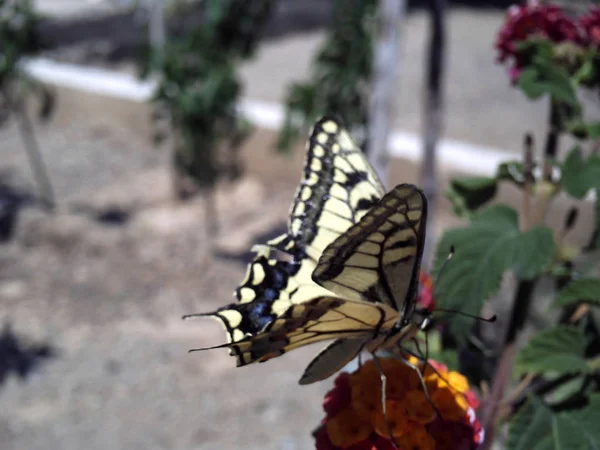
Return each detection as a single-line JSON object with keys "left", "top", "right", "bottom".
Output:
{"left": 184, "top": 117, "right": 428, "bottom": 385}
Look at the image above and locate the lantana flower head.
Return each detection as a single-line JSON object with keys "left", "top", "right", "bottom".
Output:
{"left": 495, "top": 3, "right": 581, "bottom": 82}
{"left": 314, "top": 356, "right": 483, "bottom": 450}
{"left": 580, "top": 7, "right": 600, "bottom": 49}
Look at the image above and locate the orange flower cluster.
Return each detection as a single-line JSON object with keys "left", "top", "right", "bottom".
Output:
{"left": 314, "top": 357, "right": 483, "bottom": 450}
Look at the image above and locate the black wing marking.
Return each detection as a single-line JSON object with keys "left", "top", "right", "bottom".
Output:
{"left": 312, "top": 184, "right": 427, "bottom": 324}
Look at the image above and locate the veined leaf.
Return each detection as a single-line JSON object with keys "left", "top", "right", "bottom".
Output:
{"left": 517, "top": 59, "right": 579, "bottom": 108}
{"left": 562, "top": 147, "right": 600, "bottom": 199}
{"left": 433, "top": 205, "right": 555, "bottom": 339}
{"left": 515, "top": 325, "right": 588, "bottom": 376}
{"left": 507, "top": 397, "right": 554, "bottom": 450}
{"left": 507, "top": 395, "right": 600, "bottom": 450}
{"left": 554, "top": 278, "right": 600, "bottom": 308}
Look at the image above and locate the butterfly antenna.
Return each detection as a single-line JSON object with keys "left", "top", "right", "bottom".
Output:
{"left": 434, "top": 308, "right": 497, "bottom": 323}
{"left": 434, "top": 245, "right": 455, "bottom": 286}
{"left": 432, "top": 245, "right": 497, "bottom": 323}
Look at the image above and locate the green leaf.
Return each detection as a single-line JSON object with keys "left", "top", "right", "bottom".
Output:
{"left": 554, "top": 278, "right": 600, "bottom": 308}
{"left": 513, "top": 227, "right": 555, "bottom": 279}
{"left": 508, "top": 395, "right": 600, "bottom": 450}
{"left": 515, "top": 325, "right": 588, "bottom": 376}
{"left": 433, "top": 205, "right": 556, "bottom": 339}
{"left": 507, "top": 397, "right": 554, "bottom": 450}
{"left": 517, "top": 62, "right": 579, "bottom": 108}
{"left": 449, "top": 177, "right": 497, "bottom": 211}
{"left": 562, "top": 147, "right": 600, "bottom": 199}
{"left": 567, "top": 120, "right": 600, "bottom": 140}
{"left": 584, "top": 122, "right": 600, "bottom": 138}
{"left": 497, "top": 160, "right": 526, "bottom": 186}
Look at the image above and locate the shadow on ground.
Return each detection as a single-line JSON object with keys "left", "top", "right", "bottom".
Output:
{"left": 0, "top": 325, "right": 56, "bottom": 386}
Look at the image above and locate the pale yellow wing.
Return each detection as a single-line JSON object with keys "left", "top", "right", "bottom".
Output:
{"left": 287, "top": 117, "right": 385, "bottom": 262}
{"left": 189, "top": 296, "right": 399, "bottom": 368}
{"left": 312, "top": 184, "right": 427, "bottom": 325}
{"left": 185, "top": 116, "right": 385, "bottom": 346}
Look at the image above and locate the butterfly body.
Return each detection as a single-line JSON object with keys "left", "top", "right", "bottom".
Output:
{"left": 185, "top": 117, "right": 428, "bottom": 385}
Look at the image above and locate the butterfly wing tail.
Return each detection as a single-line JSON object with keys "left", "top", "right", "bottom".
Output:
{"left": 299, "top": 338, "right": 366, "bottom": 385}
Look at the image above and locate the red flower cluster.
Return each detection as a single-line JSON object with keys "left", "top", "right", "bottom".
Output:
{"left": 418, "top": 272, "right": 435, "bottom": 311}
{"left": 313, "top": 358, "right": 483, "bottom": 450}
{"left": 495, "top": 3, "right": 600, "bottom": 83}
{"left": 580, "top": 8, "right": 600, "bottom": 49}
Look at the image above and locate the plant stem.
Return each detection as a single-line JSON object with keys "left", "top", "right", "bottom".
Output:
{"left": 522, "top": 134, "right": 534, "bottom": 230}
{"left": 481, "top": 98, "right": 565, "bottom": 446}
{"left": 420, "top": 0, "right": 447, "bottom": 268}
{"left": 542, "top": 100, "right": 560, "bottom": 182}
{"left": 479, "top": 279, "right": 536, "bottom": 449}
{"left": 13, "top": 97, "right": 55, "bottom": 210}
{"left": 367, "top": 0, "right": 405, "bottom": 187}
{"left": 499, "top": 372, "right": 580, "bottom": 419}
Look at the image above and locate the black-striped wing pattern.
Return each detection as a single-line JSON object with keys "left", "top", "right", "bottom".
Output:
{"left": 184, "top": 117, "right": 385, "bottom": 350}
{"left": 187, "top": 182, "right": 428, "bottom": 385}
{"left": 312, "top": 184, "right": 427, "bottom": 326}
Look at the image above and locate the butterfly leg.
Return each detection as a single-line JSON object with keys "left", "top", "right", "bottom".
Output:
{"left": 390, "top": 345, "right": 442, "bottom": 419}
{"left": 408, "top": 336, "right": 438, "bottom": 390}
{"left": 371, "top": 353, "right": 399, "bottom": 449}
{"left": 401, "top": 344, "right": 454, "bottom": 393}
{"left": 409, "top": 335, "right": 429, "bottom": 369}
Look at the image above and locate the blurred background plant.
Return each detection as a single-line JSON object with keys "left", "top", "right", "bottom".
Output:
{"left": 0, "top": 0, "right": 55, "bottom": 209}
{"left": 425, "top": 3, "right": 600, "bottom": 448}
{"left": 139, "top": 0, "right": 274, "bottom": 247}
{"left": 139, "top": 0, "right": 274, "bottom": 196}
{"left": 276, "top": 0, "right": 377, "bottom": 152}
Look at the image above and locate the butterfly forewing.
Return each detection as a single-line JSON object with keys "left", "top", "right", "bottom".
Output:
{"left": 288, "top": 118, "right": 385, "bottom": 262}
{"left": 187, "top": 117, "right": 385, "bottom": 347}
{"left": 312, "top": 184, "right": 427, "bottom": 322}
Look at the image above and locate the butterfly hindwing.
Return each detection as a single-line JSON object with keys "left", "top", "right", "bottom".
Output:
{"left": 312, "top": 184, "right": 427, "bottom": 324}
{"left": 298, "top": 338, "right": 366, "bottom": 385}
{"left": 192, "top": 296, "right": 398, "bottom": 368}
